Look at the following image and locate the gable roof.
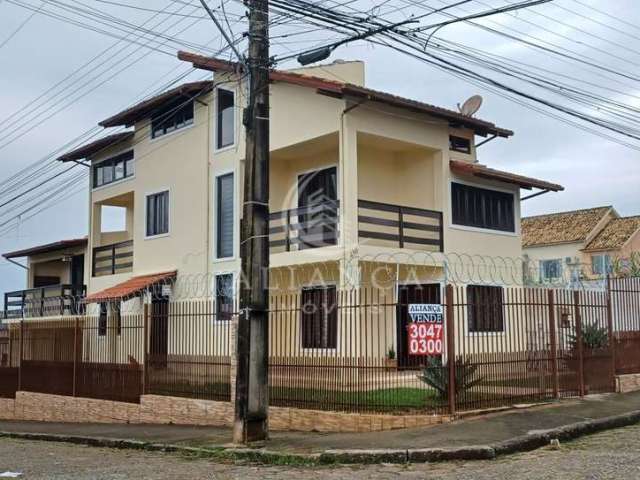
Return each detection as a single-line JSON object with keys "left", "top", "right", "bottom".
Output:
{"left": 450, "top": 160, "right": 563, "bottom": 192}
{"left": 522, "top": 206, "right": 612, "bottom": 248}
{"left": 177, "top": 51, "right": 513, "bottom": 138}
{"left": 584, "top": 216, "right": 640, "bottom": 252}
{"left": 99, "top": 81, "right": 212, "bottom": 128}
{"left": 3, "top": 238, "right": 88, "bottom": 259}
{"left": 57, "top": 131, "right": 134, "bottom": 162}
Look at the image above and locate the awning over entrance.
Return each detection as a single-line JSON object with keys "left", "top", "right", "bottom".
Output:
{"left": 450, "top": 160, "right": 564, "bottom": 192}
{"left": 85, "top": 270, "right": 176, "bottom": 303}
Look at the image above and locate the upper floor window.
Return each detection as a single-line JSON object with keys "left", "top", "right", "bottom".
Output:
{"left": 216, "top": 173, "right": 234, "bottom": 258}
{"left": 541, "top": 259, "right": 562, "bottom": 281}
{"left": 151, "top": 100, "right": 194, "bottom": 139}
{"left": 592, "top": 254, "right": 612, "bottom": 276}
{"left": 216, "top": 89, "right": 235, "bottom": 149}
{"left": 449, "top": 135, "right": 471, "bottom": 154}
{"left": 451, "top": 182, "right": 515, "bottom": 233}
{"left": 467, "top": 285, "right": 504, "bottom": 333}
{"left": 146, "top": 190, "right": 169, "bottom": 237}
{"left": 93, "top": 150, "right": 134, "bottom": 188}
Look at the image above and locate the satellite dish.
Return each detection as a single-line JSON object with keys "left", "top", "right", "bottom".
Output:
{"left": 457, "top": 95, "right": 483, "bottom": 117}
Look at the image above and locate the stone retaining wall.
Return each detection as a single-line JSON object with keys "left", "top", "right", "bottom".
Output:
{"left": 616, "top": 374, "right": 640, "bottom": 393}
{"left": 0, "top": 392, "right": 448, "bottom": 433}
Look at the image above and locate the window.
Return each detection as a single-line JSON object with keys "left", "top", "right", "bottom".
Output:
{"left": 451, "top": 182, "right": 515, "bottom": 232}
{"left": 146, "top": 190, "right": 169, "bottom": 237}
{"left": 592, "top": 254, "right": 612, "bottom": 276}
{"left": 216, "top": 173, "right": 234, "bottom": 258}
{"left": 541, "top": 259, "right": 562, "bottom": 281}
{"left": 449, "top": 135, "right": 471, "bottom": 154}
{"left": 467, "top": 285, "right": 504, "bottom": 333}
{"left": 301, "top": 286, "right": 337, "bottom": 349}
{"left": 151, "top": 100, "right": 194, "bottom": 139}
{"left": 98, "top": 302, "right": 108, "bottom": 336}
{"left": 215, "top": 273, "right": 234, "bottom": 321}
{"left": 216, "top": 89, "right": 235, "bottom": 149}
{"left": 93, "top": 150, "right": 134, "bottom": 188}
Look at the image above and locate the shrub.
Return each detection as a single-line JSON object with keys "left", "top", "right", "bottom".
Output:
{"left": 417, "top": 356, "right": 484, "bottom": 399}
{"left": 569, "top": 323, "right": 608, "bottom": 350}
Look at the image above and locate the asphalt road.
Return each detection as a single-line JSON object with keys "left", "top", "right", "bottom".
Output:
{"left": 1, "top": 425, "right": 640, "bottom": 479}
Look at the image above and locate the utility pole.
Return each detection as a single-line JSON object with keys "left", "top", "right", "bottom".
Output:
{"left": 233, "top": 0, "right": 270, "bottom": 443}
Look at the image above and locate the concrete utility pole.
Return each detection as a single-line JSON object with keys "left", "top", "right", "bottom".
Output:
{"left": 233, "top": 0, "right": 270, "bottom": 443}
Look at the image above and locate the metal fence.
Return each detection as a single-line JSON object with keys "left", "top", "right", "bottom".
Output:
{"left": 0, "top": 277, "right": 637, "bottom": 417}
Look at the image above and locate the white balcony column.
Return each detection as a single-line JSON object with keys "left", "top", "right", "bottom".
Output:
{"left": 339, "top": 108, "right": 359, "bottom": 255}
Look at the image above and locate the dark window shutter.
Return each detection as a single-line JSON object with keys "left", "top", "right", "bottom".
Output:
{"left": 452, "top": 182, "right": 515, "bottom": 232}
{"left": 217, "top": 173, "right": 234, "bottom": 258}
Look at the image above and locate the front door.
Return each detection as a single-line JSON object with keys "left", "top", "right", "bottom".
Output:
{"left": 396, "top": 283, "right": 441, "bottom": 368}
{"left": 297, "top": 166, "right": 338, "bottom": 249}
{"left": 149, "top": 296, "right": 169, "bottom": 368}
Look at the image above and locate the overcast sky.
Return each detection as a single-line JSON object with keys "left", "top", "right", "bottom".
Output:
{"left": 0, "top": 0, "right": 638, "bottom": 296}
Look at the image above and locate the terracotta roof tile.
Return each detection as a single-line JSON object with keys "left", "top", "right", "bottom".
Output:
{"left": 522, "top": 207, "right": 612, "bottom": 248}
{"left": 584, "top": 216, "right": 640, "bottom": 252}
{"left": 177, "top": 51, "right": 513, "bottom": 138}
{"left": 57, "top": 132, "right": 134, "bottom": 162}
{"left": 99, "top": 81, "right": 212, "bottom": 127}
{"left": 450, "top": 160, "right": 563, "bottom": 192}
{"left": 85, "top": 270, "right": 176, "bottom": 303}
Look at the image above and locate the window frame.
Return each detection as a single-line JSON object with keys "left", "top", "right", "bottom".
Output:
{"left": 449, "top": 135, "right": 472, "bottom": 154}
{"left": 92, "top": 150, "right": 135, "bottom": 190}
{"left": 450, "top": 179, "right": 517, "bottom": 235}
{"left": 150, "top": 99, "right": 195, "bottom": 140}
{"left": 466, "top": 284, "right": 505, "bottom": 334}
{"left": 215, "top": 87, "right": 236, "bottom": 151}
{"left": 300, "top": 284, "right": 338, "bottom": 350}
{"left": 144, "top": 189, "right": 170, "bottom": 239}
{"left": 213, "top": 272, "right": 235, "bottom": 322}
{"left": 215, "top": 171, "right": 236, "bottom": 260}
{"left": 591, "top": 254, "right": 612, "bottom": 276}
{"left": 540, "top": 258, "right": 562, "bottom": 282}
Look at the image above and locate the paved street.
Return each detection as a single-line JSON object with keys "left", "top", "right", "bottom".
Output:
{"left": 1, "top": 424, "right": 640, "bottom": 479}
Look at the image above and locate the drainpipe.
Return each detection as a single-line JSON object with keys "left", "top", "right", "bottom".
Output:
{"left": 3, "top": 258, "right": 28, "bottom": 271}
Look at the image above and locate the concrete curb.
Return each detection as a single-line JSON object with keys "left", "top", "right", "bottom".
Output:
{"left": 2, "top": 409, "right": 640, "bottom": 465}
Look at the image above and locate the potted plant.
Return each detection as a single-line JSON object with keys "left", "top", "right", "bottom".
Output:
{"left": 385, "top": 348, "right": 397, "bottom": 370}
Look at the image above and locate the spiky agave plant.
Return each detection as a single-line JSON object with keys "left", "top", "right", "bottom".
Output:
{"left": 417, "top": 356, "right": 485, "bottom": 399}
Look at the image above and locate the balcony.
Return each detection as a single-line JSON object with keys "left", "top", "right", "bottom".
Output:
{"left": 4, "top": 284, "right": 86, "bottom": 319}
{"left": 358, "top": 199, "right": 443, "bottom": 252}
{"left": 92, "top": 240, "right": 133, "bottom": 277}
{"left": 269, "top": 200, "right": 339, "bottom": 253}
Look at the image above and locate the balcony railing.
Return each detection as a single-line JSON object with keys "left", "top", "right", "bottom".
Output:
{"left": 358, "top": 199, "right": 443, "bottom": 252}
{"left": 269, "top": 200, "right": 339, "bottom": 253}
{"left": 4, "top": 284, "right": 86, "bottom": 319}
{"left": 92, "top": 240, "right": 133, "bottom": 277}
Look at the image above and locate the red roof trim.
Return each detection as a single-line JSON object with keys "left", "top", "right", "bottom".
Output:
{"left": 85, "top": 270, "right": 177, "bottom": 303}
{"left": 450, "top": 160, "right": 564, "bottom": 192}
{"left": 177, "top": 51, "right": 512, "bottom": 138}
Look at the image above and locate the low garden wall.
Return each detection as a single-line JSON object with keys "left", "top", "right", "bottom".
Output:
{"left": 0, "top": 392, "right": 449, "bottom": 433}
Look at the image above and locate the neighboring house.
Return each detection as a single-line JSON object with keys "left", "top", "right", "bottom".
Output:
{"left": 583, "top": 216, "right": 640, "bottom": 276}
{"left": 522, "top": 206, "right": 640, "bottom": 284}
{"left": 2, "top": 54, "right": 564, "bottom": 362}
{"left": 2, "top": 238, "right": 87, "bottom": 318}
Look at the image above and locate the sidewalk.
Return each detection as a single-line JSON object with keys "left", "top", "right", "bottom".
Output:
{"left": 1, "top": 391, "right": 639, "bottom": 456}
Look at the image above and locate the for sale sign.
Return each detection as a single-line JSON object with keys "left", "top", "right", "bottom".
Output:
{"left": 408, "top": 304, "right": 444, "bottom": 356}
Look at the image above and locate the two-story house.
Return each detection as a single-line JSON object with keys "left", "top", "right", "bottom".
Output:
{"left": 3, "top": 54, "right": 563, "bottom": 366}
{"left": 522, "top": 206, "right": 640, "bottom": 284}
